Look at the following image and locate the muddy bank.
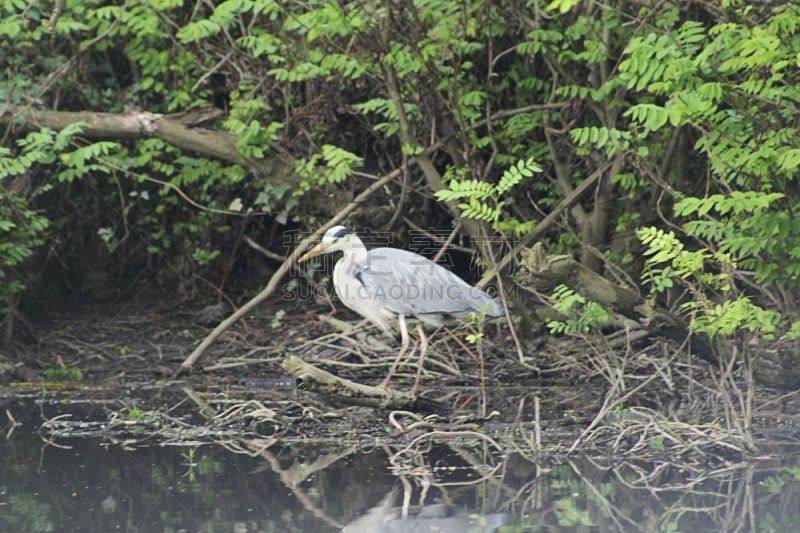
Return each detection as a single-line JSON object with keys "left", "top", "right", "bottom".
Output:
{"left": 3, "top": 293, "right": 800, "bottom": 458}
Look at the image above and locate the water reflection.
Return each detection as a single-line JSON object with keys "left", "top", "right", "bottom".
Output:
{"left": 2, "top": 397, "right": 800, "bottom": 532}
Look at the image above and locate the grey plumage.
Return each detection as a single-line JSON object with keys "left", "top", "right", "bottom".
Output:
{"left": 300, "top": 225, "right": 504, "bottom": 335}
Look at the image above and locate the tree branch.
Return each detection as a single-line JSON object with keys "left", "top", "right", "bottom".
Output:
{"left": 6, "top": 108, "right": 298, "bottom": 182}
{"left": 175, "top": 168, "right": 400, "bottom": 374}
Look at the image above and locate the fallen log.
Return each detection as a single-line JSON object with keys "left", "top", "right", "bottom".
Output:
{"left": 282, "top": 355, "right": 446, "bottom": 413}
{"left": 518, "top": 242, "right": 716, "bottom": 366}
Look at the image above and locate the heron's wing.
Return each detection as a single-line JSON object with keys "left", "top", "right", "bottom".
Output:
{"left": 354, "top": 248, "right": 503, "bottom": 321}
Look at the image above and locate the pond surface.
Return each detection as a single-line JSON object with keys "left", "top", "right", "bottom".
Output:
{"left": 3, "top": 395, "right": 800, "bottom": 532}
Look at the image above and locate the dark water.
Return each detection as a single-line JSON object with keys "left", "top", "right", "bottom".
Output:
{"left": 2, "top": 397, "right": 800, "bottom": 532}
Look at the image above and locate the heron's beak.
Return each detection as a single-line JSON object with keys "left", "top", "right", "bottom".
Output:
{"left": 299, "top": 242, "right": 328, "bottom": 262}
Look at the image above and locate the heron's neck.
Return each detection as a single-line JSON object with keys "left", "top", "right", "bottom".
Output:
{"left": 341, "top": 234, "right": 368, "bottom": 264}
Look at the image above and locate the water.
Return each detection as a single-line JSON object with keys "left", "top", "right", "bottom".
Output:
{"left": 3, "top": 396, "right": 800, "bottom": 532}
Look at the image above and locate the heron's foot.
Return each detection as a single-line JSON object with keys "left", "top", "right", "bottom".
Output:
{"left": 377, "top": 376, "right": 393, "bottom": 389}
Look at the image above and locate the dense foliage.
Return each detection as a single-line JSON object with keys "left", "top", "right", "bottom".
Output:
{"left": 2, "top": 0, "right": 800, "bottom": 348}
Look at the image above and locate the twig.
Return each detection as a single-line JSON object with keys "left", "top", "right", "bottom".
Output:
{"left": 243, "top": 235, "right": 285, "bottom": 262}
{"left": 568, "top": 352, "right": 677, "bottom": 453}
{"left": 482, "top": 226, "right": 526, "bottom": 365}
{"left": 402, "top": 218, "right": 473, "bottom": 253}
{"left": 476, "top": 164, "right": 605, "bottom": 289}
{"left": 191, "top": 51, "right": 234, "bottom": 93}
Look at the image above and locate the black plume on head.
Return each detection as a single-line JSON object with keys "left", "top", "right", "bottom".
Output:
{"left": 332, "top": 226, "right": 349, "bottom": 239}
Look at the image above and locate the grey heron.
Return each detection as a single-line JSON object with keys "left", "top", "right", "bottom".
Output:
{"left": 299, "top": 225, "right": 504, "bottom": 394}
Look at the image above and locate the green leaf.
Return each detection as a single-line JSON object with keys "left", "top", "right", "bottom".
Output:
{"left": 546, "top": 0, "right": 582, "bottom": 14}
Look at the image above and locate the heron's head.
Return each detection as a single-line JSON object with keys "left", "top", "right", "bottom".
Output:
{"left": 299, "top": 225, "right": 351, "bottom": 262}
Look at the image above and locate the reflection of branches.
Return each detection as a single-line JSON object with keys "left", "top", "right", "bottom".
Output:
{"left": 181, "top": 390, "right": 358, "bottom": 529}
{"left": 448, "top": 443, "right": 519, "bottom": 512}
{"left": 389, "top": 429, "right": 503, "bottom": 483}
{"left": 581, "top": 455, "right": 759, "bottom": 532}
{"left": 184, "top": 390, "right": 358, "bottom": 529}
{"left": 385, "top": 424, "right": 507, "bottom": 518}
{"left": 568, "top": 405, "right": 754, "bottom": 475}
{"left": 254, "top": 445, "right": 357, "bottom": 530}
{"left": 380, "top": 432, "right": 507, "bottom": 524}
{"left": 567, "top": 458, "right": 642, "bottom": 532}
{"left": 497, "top": 425, "right": 800, "bottom": 533}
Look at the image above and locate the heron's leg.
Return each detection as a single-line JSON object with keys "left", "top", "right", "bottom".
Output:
{"left": 410, "top": 323, "right": 428, "bottom": 397}
{"left": 379, "top": 313, "right": 409, "bottom": 388}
